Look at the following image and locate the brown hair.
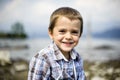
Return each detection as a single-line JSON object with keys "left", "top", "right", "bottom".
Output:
{"left": 49, "top": 7, "right": 83, "bottom": 36}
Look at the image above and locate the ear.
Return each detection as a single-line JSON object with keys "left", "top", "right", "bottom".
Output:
{"left": 48, "top": 30, "right": 53, "bottom": 39}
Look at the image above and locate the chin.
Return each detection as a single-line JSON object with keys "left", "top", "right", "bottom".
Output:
{"left": 61, "top": 49, "right": 72, "bottom": 53}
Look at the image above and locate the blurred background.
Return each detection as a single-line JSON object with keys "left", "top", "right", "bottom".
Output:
{"left": 0, "top": 0, "right": 120, "bottom": 80}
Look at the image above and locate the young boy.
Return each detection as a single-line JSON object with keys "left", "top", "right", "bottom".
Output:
{"left": 28, "top": 7, "right": 86, "bottom": 80}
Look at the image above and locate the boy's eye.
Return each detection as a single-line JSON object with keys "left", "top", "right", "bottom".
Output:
{"left": 71, "top": 30, "right": 79, "bottom": 36}
{"left": 72, "top": 31, "right": 79, "bottom": 34}
{"left": 59, "top": 29, "right": 66, "bottom": 33}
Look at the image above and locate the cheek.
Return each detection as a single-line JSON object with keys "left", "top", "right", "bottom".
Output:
{"left": 53, "top": 33, "right": 63, "bottom": 40}
{"left": 56, "top": 35, "right": 63, "bottom": 40}
{"left": 74, "top": 37, "right": 80, "bottom": 42}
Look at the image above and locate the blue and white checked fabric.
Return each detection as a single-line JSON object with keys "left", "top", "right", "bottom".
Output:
{"left": 28, "top": 42, "right": 86, "bottom": 80}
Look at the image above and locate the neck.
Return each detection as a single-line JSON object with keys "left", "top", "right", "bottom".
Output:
{"left": 62, "top": 52, "right": 71, "bottom": 61}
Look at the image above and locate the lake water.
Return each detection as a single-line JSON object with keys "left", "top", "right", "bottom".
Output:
{"left": 0, "top": 38, "right": 120, "bottom": 62}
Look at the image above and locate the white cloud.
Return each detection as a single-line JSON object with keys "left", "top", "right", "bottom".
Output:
{"left": 0, "top": 0, "right": 120, "bottom": 35}
{"left": 73, "top": 0, "right": 120, "bottom": 32}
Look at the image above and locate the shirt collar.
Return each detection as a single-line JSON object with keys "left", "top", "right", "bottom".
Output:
{"left": 51, "top": 41, "right": 77, "bottom": 61}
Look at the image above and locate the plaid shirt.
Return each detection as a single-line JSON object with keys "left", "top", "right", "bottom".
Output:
{"left": 28, "top": 42, "right": 85, "bottom": 80}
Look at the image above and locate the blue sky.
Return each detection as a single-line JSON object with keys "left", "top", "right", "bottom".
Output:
{"left": 0, "top": 0, "right": 120, "bottom": 37}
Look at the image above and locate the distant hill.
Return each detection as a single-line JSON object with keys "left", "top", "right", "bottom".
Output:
{"left": 93, "top": 27, "right": 120, "bottom": 39}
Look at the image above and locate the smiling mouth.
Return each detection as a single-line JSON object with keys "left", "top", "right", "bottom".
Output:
{"left": 62, "top": 41, "right": 74, "bottom": 45}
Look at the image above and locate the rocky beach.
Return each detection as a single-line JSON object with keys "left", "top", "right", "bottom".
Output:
{"left": 84, "top": 59, "right": 120, "bottom": 80}
{"left": 0, "top": 58, "right": 120, "bottom": 80}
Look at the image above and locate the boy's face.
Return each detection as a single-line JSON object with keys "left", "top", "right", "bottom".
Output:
{"left": 49, "top": 16, "right": 81, "bottom": 54}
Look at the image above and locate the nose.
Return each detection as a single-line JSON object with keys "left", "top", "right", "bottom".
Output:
{"left": 65, "top": 32, "right": 72, "bottom": 40}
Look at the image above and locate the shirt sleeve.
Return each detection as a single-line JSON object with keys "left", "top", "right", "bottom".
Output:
{"left": 28, "top": 54, "right": 50, "bottom": 80}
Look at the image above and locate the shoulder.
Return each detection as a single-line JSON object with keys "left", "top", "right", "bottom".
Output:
{"left": 29, "top": 47, "right": 53, "bottom": 69}
{"left": 31, "top": 45, "right": 55, "bottom": 62}
{"left": 33, "top": 50, "right": 48, "bottom": 60}
{"left": 73, "top": 49, "right": 83, "bottom": 63}
{"left": 73, "top": 49, "right": 82, "bottom": 59}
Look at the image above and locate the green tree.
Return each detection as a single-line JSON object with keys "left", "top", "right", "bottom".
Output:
{"left": 11, "top": 22, "right": 27, "bottom": 38}
{"left": 11, "top": 22, "right": 24, "bottom": 34}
